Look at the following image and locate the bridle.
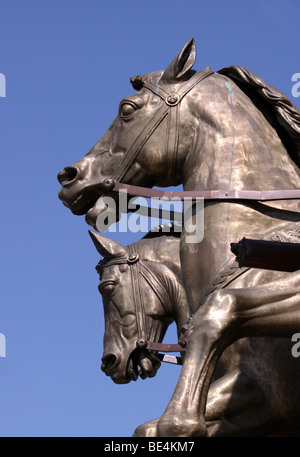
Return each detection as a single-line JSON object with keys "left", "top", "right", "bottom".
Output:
{"left": 101, "top": 68, "right": 214, "bottom": 193}
{"left": 97, "top": 245, "right": 186, "bottom": 366}
{"left": 99, "top": 68, "right": 300, "bottom": 204}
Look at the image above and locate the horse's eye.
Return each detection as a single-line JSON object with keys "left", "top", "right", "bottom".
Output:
{"left": 99, "top": 280, "right": 118, "bottom": 296}
{"left": 119, "top": 102, "right": 137, "bottom": 118}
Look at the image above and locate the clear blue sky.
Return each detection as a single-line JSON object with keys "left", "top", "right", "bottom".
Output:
{"left": 1, "top": 0, "right": 300, "bottom": 437}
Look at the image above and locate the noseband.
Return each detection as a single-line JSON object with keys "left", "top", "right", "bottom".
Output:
{"left": 97, "top": 246, "right": 185, "bottom": 365}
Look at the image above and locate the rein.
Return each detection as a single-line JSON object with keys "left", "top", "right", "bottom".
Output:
{"left": 113, "top": 183, "right": 300, "bottom": 202}
{"left": 97, "top": 248, "right": 185, "bottom": 366}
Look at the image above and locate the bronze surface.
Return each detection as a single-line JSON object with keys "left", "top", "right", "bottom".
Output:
{"left": 58, "top": 38, "right": 300, "bottom": 436}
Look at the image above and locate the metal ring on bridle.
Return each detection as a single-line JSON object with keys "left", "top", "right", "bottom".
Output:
{"left": 165, "top": 94, "right": 180, "bottom": 106}
{"left": 136, "top": 339, "right": 147, "bottom": 350}
{"left": 102, "top": 178, "right": 116, "bottom": 192}
{"left": 128, "top": 254, "right": 139, "bottom": 264}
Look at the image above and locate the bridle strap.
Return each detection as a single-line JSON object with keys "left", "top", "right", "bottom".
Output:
{"left": 167, "top": 100, "right": 179, "bottom": 182}
{"left": 142, "top": 69, "right": 214, "bottom": 184}
{"left": 111, "top": 103, "right": 169, "bottom": 183}
{"left": 142, "top": 68, "right": 214, "bottom": 104}
{"left": 128, "top": 244, "right": 148, "bottom": 348}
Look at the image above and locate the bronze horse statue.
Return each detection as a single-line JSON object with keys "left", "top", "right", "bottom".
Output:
{"left": 90, "top": 228, "right": 300, "bottom": 437}
{"left": 58, "top": 38, "right": 300, "bottom": 436}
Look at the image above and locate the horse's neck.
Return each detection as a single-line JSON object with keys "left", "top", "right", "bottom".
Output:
{"left": 180, "top": 77, "right": 300, "bottom": 257}
{"left": 139, "top": 237, "right": 190, "bottom": 333}
{"left": 178, "top": 78, "right": 300, "bottom": 313}
{"left": 182, "top": 76, "right": 300, "bottom": 193}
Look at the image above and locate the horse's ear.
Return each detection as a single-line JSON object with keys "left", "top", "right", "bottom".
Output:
{"left": 89, "top": 230, "right": 128, "bottom": 258}
{"left": 161, "top": 38, "right": 196, "bottom": 83}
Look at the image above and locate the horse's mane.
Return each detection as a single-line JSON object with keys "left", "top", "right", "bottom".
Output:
{"left": 218, "top": 66, "right": 300, "bottom": 168}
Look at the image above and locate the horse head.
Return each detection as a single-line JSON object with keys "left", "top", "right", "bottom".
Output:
{"left": 89, "top": 229, "right": 187, "bottom": 384}
{"left": 57, "top": 38, "right": 210, "bottom": 229}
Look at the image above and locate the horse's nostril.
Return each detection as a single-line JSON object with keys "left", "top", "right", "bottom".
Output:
{"left": 57, "top": 166, "right": 79, "bottom": 186}
{"left": 101, "top": 354, "right": 118, "bottom": 373}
